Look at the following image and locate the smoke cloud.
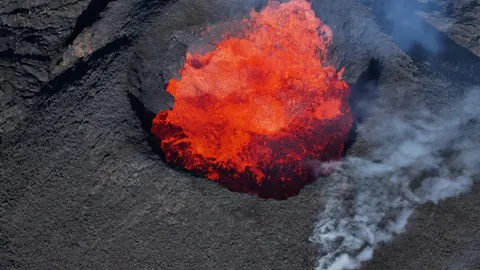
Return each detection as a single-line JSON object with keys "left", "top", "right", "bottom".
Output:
{"left": 359, "top": 0, "right": 444, "bottom": 54}
{"left": 310, "top": 89, "right": 480, "bottom": 270}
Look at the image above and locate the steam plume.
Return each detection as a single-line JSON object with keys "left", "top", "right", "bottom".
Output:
{"left": 310, "top": 89, "right": 480, "bottom": 270}
{"left": 359, "top": 0, "right": 444, "bottom": 53}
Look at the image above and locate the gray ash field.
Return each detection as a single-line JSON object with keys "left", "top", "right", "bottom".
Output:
{"left": 1, "top": 0, "right": 479, "bottom": 269}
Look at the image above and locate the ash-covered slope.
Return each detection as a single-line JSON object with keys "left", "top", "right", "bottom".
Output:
{"left": 359, "top": 0, "right": 480, "bottom": 58}
{"left": 0, "top": 0, "right": 91, "bottom": 133}
{"left": 417, "top": 0, "right": 480, "bottom": 57}
{"left": 1, "top": 0, "right": 479, "bottom": 270}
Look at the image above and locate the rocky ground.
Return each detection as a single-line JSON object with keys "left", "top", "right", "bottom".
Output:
{"left": 418, "top": 0, "right": 480, "bottom": 57}
{"left": 1, "top": 0, "right": 479, "bottom": 269}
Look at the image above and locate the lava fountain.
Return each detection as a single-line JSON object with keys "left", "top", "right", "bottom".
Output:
{"left": 152, "top": 0, "right": 352, "bottom": 199}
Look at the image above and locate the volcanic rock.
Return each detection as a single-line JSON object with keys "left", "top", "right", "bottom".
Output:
{"left": 417, "top": 0, "right": 480, "bottom": 57}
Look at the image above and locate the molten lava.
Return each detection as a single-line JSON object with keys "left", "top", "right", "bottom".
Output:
{"left": 152, "top": 0, "right": 352, "bottom": 199}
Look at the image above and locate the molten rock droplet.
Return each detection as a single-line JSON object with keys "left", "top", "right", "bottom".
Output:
{"left": 152, "top": 0, "right": 352, "bottom": 199}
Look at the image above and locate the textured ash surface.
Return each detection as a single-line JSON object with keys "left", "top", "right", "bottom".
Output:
{"left": 1, "top": 0, "right": 479, "bottom": 269}
{"left": 418, "top": 0, "right": 480, "bottom": 57}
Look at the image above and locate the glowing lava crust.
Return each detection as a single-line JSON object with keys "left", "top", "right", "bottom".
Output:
{"left": 152, "top": 0, "right": 352, "bottom": 199}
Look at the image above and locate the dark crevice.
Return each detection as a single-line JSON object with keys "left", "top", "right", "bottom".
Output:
{"left": 0, "top": 49, "right": 50, "bottom": 62}
{"left": 127, "top": 92, "right": 166, "bottom": 158}
{"left": 7, "top": 7, "right": 30, "bottom": 15}
{"left": 23, "top": 35, "right": 45, "bottom": 44}
{"left": 40, "top": 35, "right": 132, "bottom": 98}
{"left": 127, "top": 93, "right": 155, "bottom": 132}
{"left": 343, "top": 59, "right": 382, "bottom": 156}
{"left": 366, "top": 0, "right": 480, "bottom": 85}
{"left": 64, "top": 0, "right": 116, "bottom": 46}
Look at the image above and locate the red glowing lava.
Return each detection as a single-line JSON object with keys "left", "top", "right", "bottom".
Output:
{"left": 152, "top": 0, "right": 352, "bottom": 199}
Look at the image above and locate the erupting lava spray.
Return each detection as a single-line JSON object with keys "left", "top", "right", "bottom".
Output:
{"left": 152, "top": 0, "right": 352, "bottom": 199}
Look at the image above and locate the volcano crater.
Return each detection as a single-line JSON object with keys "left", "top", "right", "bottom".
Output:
{"left": 128, "top": 1, "right": 382, "bottom": 199}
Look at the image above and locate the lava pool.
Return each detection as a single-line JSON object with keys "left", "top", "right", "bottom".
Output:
{"left": 152, "top": 0, "right": 352, "bottom": 199}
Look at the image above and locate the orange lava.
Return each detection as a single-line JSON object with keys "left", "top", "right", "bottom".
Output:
{"left": 152, "top": 0, "right": 352, "bottom": 199}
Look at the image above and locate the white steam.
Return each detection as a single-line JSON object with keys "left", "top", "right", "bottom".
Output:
{"left": 310, "top": 89, "right": 480, "bottom": 270}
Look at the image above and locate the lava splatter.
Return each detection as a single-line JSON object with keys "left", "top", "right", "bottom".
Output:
{"left": 152, "top": 0, "right": 352, "bottom": 199}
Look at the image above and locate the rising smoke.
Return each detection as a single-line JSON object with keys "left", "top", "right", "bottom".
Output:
{"left": 359, "top": 0, "right": 444, "bottom": 54}
{"left": 310, "top": 89, "right": 480, "bottom": 270}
